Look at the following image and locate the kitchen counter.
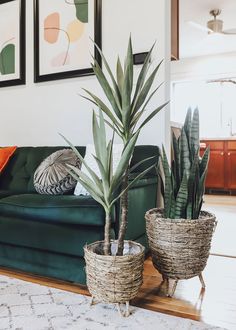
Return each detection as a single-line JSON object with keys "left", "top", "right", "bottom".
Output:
{"left": 201, "top": 137, "right": 236, "bottom": 141}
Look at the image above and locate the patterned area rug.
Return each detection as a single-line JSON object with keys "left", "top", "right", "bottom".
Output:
{"left": 0, "top": 275, "right": 225, "bottom": 330}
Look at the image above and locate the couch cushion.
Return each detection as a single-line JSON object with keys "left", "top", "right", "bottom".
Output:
{"left": 0, "top": 194, "right": 108, "bottom": 226}
{"left": 34, "top": 149, "right": 81, "bottom": 195}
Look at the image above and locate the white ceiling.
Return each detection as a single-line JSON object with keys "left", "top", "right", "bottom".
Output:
{"left": 180, "top": 0, "right": 236, "bottom": 58}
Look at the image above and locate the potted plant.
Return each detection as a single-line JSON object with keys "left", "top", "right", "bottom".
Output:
{"left": 83, "top": 38, "right": 167, "bottom": 256}
{"left": 63, "top": 110, "right": 152, "bottom": 316}
{"left": 145, "top": 108, "right": 217, "bottom": 297}
{"left": 63, "top": 38, "right": 167, "bottom": 316}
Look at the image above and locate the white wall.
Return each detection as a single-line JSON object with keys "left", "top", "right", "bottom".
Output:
{"left": 171, "top": 52, "right": 236, "bottom": 82}
{"left": 0, "top": 0, "right": 170, "bottom": 147}
{"left": 171, "top": 52, "right": 236, "bottom": 138}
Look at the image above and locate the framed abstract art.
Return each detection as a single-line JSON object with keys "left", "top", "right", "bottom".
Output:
{"left": 0, "top": 0, "right": 25, "bottom": 88}
{"left": 34, "top": 0, "right": 102, "bottom": 82}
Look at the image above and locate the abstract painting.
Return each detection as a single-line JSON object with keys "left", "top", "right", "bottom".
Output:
{"left": 34, "top": 0, "right": 102, "bottom": 82}
{"left": 0, "top": 0, "right": 25, "bottom": 87}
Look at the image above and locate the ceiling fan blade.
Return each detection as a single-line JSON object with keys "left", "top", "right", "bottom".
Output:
{"left": 187, "top": 21, "right": 213, "bottom": 33}
{"left": 223, "top": 28, "right": 236, "bottom": 35}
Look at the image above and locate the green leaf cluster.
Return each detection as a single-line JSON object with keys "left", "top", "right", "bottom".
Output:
{"left": 62, "top": 37, "right": 167, "bottom": 254}
{"left": 84, "top": 37, "right": 168, "bottom": 144}
{"left": 161, "top": 108, "right": 210, "bottom": 219}
{"left": 61, "top": 111, "right": 154, "bottom": 215}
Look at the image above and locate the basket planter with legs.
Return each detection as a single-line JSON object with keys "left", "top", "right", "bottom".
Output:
{"left": 145, "top": 208, "right": 217, "bottom": 297}
{"left": 84, "top": 240, "right": 145, "bottom": 316}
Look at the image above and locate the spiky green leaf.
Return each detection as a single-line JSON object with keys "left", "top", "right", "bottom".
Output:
{"left": 138, "top": 101, "right": 169, "bottom": 131}
{"left": 92, "top": 42, "right": 122, "bottom": 104}
{"left": 59, "top": 133, "right": 101, "bottom": 188}
{"left": 200, "top": 146, "right": 210, "bottom": 176}
{"left": 175, "top": 173, "right": 188, "bottom": 219}
{"left": 111, "top": 164, "right": 155, "bottom": 205}
{"left": 111, "top": 131, "right": 139, "bottom": 190}
{"left": 161, "top": 146, "right": 173, "bottom": 218}
{"left": 132, "top": 43, "right": 155, "bottom": 106}
{"left": 184, "top": 107, "right": 192, "bottom": 144}
{"left": 67, "top": 164, "right": 104, "bottom": 199}
{"left": 190, "top": 108, "right": 200, "bottom": 157}
{"left": 129, "top": 156, "right": 156, "bottom": 173}
{"left": 92, "top": 61, "right": 122, "bottom": 119}
{"left": 132, "top": 60, "right": 163, "bottom": 114}
{"left": 116, "top": 56, "right": 124, "bottom": 92}
{"left": 130, "top": 83, "right": 165, "bottom": 130}
{"left": 75, "top": 177, "right": 106, "bottom": 209}
{"left": 92, "top": 110, "right": 107, "bottom": 168}
{"left": 172, "top": 132, "right": 181, "bottom": 189}
{"left": 82, "top": 89, "right": 122, "bottom": 127}
{"left": 179, "top": 129, "right": 191, "bottom": 178}
{"left": 187, "top": 152, "right": 199, "bottom": 219}
{"left": 125, "top": 36, "right": 134, "bottom": 93}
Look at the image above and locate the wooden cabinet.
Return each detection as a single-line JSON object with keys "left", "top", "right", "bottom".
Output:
{"left": 227, "top": 151, "right": 236, "bottom": 189}
{"left": 201, "top": 139, "right": 236, "bottom": 192}
{"left": 206, "top": 150, "right": 225, "bottom": 188}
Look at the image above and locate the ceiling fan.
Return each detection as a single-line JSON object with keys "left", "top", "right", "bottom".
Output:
{"left": 188, "top": 9, "right": 236, "bottom": 35}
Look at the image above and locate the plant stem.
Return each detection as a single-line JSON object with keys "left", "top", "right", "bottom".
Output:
{"left": 104, "top": 210, "right": 111, "bottom": 255}
{"left": 116, "top": 169, "right": 129, "bottom": 256}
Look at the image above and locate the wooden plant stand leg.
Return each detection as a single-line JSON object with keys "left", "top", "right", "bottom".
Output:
{"left": 199, "top": 273, "right": 206, "bottom": 289}
{"left": 162, "top": 274, "right": 166, "bottom": 282}
{"left": 167, "top": 279, "right": 178, "bottom": 297}
{"left": 90, "top": 296, "right": 97, "bottom": 306}
{"left": 117, "top": 301, "right": 130, "bottom": 317}
{"left": 164, "top": 276, "right": 169, "bottom": 291}
{"left": 194, "top": 287, "right": 205, "bottom": 309}
{"left": 161, "top": 274, "right": 168, "bottom": 284}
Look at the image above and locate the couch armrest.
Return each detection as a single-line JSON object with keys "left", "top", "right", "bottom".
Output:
{"left": 128, "top": 174, "right": 157, "bottom": 189}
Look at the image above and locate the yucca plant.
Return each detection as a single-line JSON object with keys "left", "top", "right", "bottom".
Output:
{"left": 83, "top": 37, "right": 168, "bottom": 255}
{"left": 62, "top": 110, "right": 154, "bottom": 255}
{"left": 161, "top": 108, "right": 210, "bottom": 219}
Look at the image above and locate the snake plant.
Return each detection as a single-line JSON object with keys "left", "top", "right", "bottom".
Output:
{"left": 83, "top": 37, "right": 168, "bottom": 255}
{"left": 161, "top": 108, "right": 210, "bottom": 219}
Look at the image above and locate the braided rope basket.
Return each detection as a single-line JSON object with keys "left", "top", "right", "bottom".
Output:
{"left": 145, "top": 208, "right": 217, "bottom": 282}
{"left": 84, "top": 240, "right": 145, "bottom": 315}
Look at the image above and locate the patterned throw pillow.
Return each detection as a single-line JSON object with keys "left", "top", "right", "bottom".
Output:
{"left": 34, "top": 149, "right": 81, "bottom": 195}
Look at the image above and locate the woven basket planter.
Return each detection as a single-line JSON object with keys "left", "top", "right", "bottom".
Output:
{"left": 84, "top": 240, "right": 145, "bottom": 316}
{"left": 145, "top": 208, "right": 217, "bottom": 297}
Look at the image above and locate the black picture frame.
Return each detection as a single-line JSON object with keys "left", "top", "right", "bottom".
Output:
{"left": 34, "top": 0, "right": 102, "bottom": 83}
{"left": 0, "top": 0, "right": 25, "bottom": 88}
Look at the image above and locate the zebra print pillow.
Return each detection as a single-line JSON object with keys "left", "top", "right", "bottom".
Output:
{"left": 34, "top": 149, "right": 81, "bottom": 195}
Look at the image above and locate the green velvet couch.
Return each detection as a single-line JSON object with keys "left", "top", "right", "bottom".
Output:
{"left": 0, "top": 146, "right": 159, "bottom": 284}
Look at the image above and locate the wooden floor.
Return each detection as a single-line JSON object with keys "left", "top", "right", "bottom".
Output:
{"left": 204, "top": 195, "right": 236, "bottom": 257}
{"left": 0, "top": 195, "right": 235, "bottom": 329}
